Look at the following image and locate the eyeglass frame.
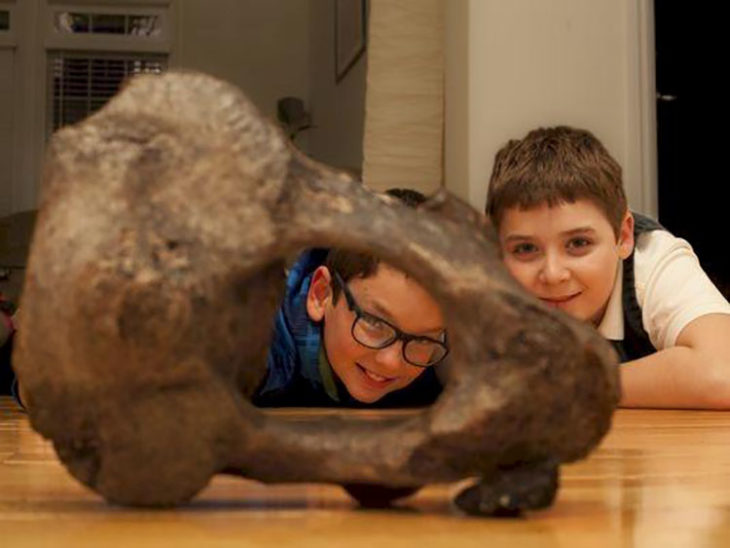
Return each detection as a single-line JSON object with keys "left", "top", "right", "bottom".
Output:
{"left": 332, "top": 271, "right": 449, "bottom": 368}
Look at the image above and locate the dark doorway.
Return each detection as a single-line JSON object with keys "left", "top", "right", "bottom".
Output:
{"left": 654, "top": 2, "right": 728, "bottom": 297}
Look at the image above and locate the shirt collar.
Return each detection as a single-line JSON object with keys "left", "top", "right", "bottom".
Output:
{"left": 317, "top": 345, "right": 340, "bottom": 402}
{"left": 596, "top": 261, "right": 624, "bottom": 341}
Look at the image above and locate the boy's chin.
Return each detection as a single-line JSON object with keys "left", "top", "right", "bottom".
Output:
{"left": 349, "top": 386, "right": 388, "bottom": 404}
{"left": 346, "top": 381, "right": 392, "bottom": 405}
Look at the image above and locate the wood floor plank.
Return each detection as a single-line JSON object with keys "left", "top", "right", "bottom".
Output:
{"left": 3, "top": 397, "right": 730, "bottom": 546}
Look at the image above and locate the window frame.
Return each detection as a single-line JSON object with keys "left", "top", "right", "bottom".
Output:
{"left": 43, "top": 1, "right": 172, "bottom": 53}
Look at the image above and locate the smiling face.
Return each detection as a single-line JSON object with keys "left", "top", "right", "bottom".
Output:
{"left": 306, "top": 263, "right": 445, "bottom": 403}
{"left": 498, "top": 199, "right": 634, "bottom": 325}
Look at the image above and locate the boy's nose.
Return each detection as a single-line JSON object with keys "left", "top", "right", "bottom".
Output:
{"left": 538, "top": 253, "right": 570, "bottom": 284}
{"left": 374, "top": 341, "right": 406, "bottom": 371}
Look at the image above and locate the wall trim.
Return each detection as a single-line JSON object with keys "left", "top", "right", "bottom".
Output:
{"left": 626, "top": 0, "right": 657, "bottom": 217}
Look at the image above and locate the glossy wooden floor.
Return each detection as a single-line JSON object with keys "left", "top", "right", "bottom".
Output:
{"left": 2, "top": 397, "right": 730, "bottom": 547}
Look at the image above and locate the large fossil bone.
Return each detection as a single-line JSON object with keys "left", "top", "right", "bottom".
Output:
{"left": 14, "top": 71, "right": 619, "bottom": 515}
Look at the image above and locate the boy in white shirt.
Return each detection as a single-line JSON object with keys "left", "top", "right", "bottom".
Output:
{"left": 486, "top": 126, "right": 730, "bottom": 408}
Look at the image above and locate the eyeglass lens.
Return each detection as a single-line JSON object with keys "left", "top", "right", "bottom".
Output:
{"left": 352, "top": 316, "right": 445, "bottom": 366}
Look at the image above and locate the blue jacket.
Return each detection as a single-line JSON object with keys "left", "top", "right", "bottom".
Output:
{"left": 253, "top": 249, "right": 442, "bottom": 408}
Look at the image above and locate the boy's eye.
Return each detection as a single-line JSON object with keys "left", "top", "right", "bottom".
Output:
{"left": 354, "top": 312, "right": 397, "bottom": 345}
{"left": 359, "top": 313, "right": 390, "bottom": 334}
{"left": 510, "top": 242, "right": 539, "bottom": 257}
{"left": 566, "top": 237, "right": 593, "bottom": 253}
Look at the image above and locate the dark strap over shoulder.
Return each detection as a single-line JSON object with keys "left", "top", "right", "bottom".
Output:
{"left": 611, "top": 213, "right": 664, "bottom": 362}
{"left": 632, "top": 212, "right": 664, "bottom": 233}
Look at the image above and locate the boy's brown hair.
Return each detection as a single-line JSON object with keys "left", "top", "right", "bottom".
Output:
{"left": 485, "top": 126, "right": 627, "bottom": 236}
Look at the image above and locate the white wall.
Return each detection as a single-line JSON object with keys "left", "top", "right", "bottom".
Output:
{"left": 306, "top": 0, "right": 366, "bottom": 173}
{"left": 174, "top": 0, "right": 310, "bottom": 124}
{"left": 445, "top": 0, "right": 656, "bottom": 216}
{"left": 176, "top": 0, "right": 367, "bottom": 172}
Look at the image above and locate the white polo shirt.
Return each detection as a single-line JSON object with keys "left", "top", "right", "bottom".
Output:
{"left": 597, "top": 230, "right": 730, "bottom": 350}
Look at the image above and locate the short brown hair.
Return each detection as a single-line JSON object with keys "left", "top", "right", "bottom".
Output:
{"left": 485, "top": 126, "right": 627, "bottom": 236}
{"left": 326, "top": 188, "right": 426, "bottom": 302}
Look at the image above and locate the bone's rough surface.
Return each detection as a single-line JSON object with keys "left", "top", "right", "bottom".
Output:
{"left": 14, "top": 71, "right": 620, "bottom": 515}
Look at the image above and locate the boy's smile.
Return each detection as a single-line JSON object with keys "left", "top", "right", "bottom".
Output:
{"left": 355, "top": 362, "right": 397, "bottom": 388}
{"left": 541, "top": 292, "right": 582, "bottom": 307}
{"left": 498, "top": 199, "right": 633, "bottom": 325}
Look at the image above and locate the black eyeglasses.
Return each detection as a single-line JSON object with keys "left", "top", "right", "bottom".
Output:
{"left": 333, "top": 272, "right": 449, "bottom": 367}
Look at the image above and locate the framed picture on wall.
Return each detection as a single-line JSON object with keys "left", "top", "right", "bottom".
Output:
{"left": 335, "top": 0, "right": 367, "bottom": 83}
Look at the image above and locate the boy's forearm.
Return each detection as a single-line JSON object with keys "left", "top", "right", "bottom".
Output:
{"left": 619, "top": 314, "right": 730, "bottom": 409}
{"left": 620, "top": 346, "right": 730, "bottom": 409}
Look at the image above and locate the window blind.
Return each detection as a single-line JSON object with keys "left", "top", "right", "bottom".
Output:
{"left": 48, "top": 51, "right": 167, "bottom": 134}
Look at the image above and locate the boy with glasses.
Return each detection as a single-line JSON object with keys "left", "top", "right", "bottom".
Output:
{"left": 254, "top": 189, "right": 448, "bottom": 408}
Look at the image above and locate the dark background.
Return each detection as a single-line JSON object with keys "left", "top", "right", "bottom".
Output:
{"left": 655, "top": 1, "right": 728, "bottom": 297}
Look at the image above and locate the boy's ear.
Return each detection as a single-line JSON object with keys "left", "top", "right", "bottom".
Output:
{"left": 617, "top": 211, "right": 635, "bottom": 260}
{"left": 306, "top": 266, "right": 333, "bottom": 322}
